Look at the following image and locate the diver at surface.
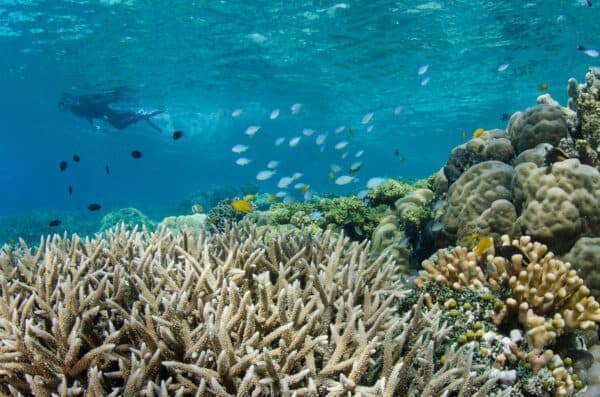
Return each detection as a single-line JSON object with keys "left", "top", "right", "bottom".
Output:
{"left": 58, "top": 88, "right": 164, "bottom": 132}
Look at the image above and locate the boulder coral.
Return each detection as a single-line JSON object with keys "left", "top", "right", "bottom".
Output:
{"left": 437, "top": 160, "right": 514, "bottom": 246}
{"left": 563, "top": 237, "right": 600, "bottom": 300}
{"left": 512, "top": 158, "right": 600, "bottom": 254}
{"left": 508, "top": 104, "right": 569, "bottom": 153}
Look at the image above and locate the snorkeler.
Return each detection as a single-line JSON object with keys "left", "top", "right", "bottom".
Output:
{"left": 58, "top": 87, "right": 164, "bottom": 132}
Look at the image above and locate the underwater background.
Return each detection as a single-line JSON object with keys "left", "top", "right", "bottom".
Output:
{"left": 0, "top": 0, "right": 598, "bottom": 241}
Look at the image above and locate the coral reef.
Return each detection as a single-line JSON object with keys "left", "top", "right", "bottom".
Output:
{"left": 207, "top": 198, "right": 248, "bottom": 230}
{"left": 437, "top": 160, "right": 514, "bottom": 246}
{"left": 157, "top": 213, "right": 207, "bottom": 234}
{"left": 563, "top": 237, "right": 600, "bottom": 300}
{"left": 508, "top": 104, "right": 569, "bottom": 153}
{"left": 512, "top": 158, "right": 600, "bottom": 254}
{"left": 98, "top": 207, "right": 157, "bottom": 232}
{"left": 365, "top": 179, "right": 415, "bottom": 206}
{"left": 0, "top": 226, "right": 505, "bottom": 395}
{"left": 568, "top": 67, "right": 600, "bottom": 151}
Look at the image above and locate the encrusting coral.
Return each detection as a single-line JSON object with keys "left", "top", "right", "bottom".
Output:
{"left": 0, "top": 224, "right": 502, "bottom": 396}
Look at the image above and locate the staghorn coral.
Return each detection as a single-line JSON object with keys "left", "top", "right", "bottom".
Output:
{"left": 512, "top": 158, "right": 600, "bottom": 254}
{"left": 0, "top": 225, "right": 501, "bottom": 396}
{"left": 508, "top": 104, "right": 569, "bottom": 153}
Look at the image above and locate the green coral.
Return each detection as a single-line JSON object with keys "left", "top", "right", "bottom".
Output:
{"left": 366, "top": 179, "right": 415, "bottom": 206}
{"left": 98, "top": 207, "right": 157, "bottom": 233}
{"left": 400, "top": 206, "right": 431, "bottom": 227}
{"left": 268, "top": 197, "right": 385, "bottom": 239}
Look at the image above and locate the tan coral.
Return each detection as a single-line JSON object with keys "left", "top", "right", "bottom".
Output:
{"left": 508, "top": 104, "right": 569, "bottom": 153}
{"left": 512, "top": 158, "right": 600, "bottom": 253}
{"left": 563, "top": 237, "right": 600, "bottom": 300}
{"left": 417, "top": 234, "right": 600, "bottom": 351}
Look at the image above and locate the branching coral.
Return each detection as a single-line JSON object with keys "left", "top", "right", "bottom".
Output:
{"left": 417, "top": 235, "right": 600, "bottom": 348}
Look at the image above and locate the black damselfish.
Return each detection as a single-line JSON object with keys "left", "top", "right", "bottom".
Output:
{"left": 88, "top": 203, "right": 102, "bottom": 211}
{"left": 131, "top": 150, "right": 142, "bottom": 159}
{"left": 59, "top": 161, "right": 67, "bottom": 171}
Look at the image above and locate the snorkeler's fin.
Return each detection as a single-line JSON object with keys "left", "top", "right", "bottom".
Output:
{"left": 145, "top": 118, "right": 162, "bottom": 133}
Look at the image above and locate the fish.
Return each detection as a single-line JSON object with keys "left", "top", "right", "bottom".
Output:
{"left": 256, "top": 170, "right": 275, "bottom": 180}
{"left": 354, "top": 225, "right": 363, "bottom": 236}
{"left": 301, "top": 184, "right": 311, "bottom": 194}
{"left": 474, "top": 237, "right": 494, "bottom": 257}
{"left": 587, "top": 0, "right": 592, "bottom": 6}
{"left": 418, "top": 64, "right": 429, "bottom": 75}
{"left": 294, "top": 182, "right": 306, "bottom": 189}
{"left": 49, "top": 219, "right": 61, "bottom": 227}
{"left": 292, "top": 172, "right": 303, "bottom": 179}
{"left": 335, "top": 125, "right": 345, "bottom": 134}
{"left": 172, "top": 130, "right": 183, "bottom": 140}
{"left": 495, "top": 245, "right": 531, "bottom": 265}
{"left": 131, "top": 150, "right": 142, "bottom": 159}
{"left": 270, "top": 109, "right": 280, "bottom": 119}
{"left": 461, "top": 131, "right": 467, "bottom": 141}
{"left": 302, "top": 128, "right": 315, "bottom": 136}
{"left": 335, "top": 175, "right": 355, "bottom": 185}
{"left": 545, "top": 147, "right": 569, "bottom": 164}
{"left": 349, "top": 161, "right": 362, "bottom": 174}
{"left": 68, "top": 185, "right": 73, "bottom": 195}
{"left": 191, "top": 204, "right": 203, "bottom": 213}
{"left": 348, "top": 127, "right": 355, "bottom": 137}
{"left": 232, "top": 144, "right": 248, "bottom": 153}
{"left": 231, "top": 199, "right": 253, "bottom": 213}
{"left": 366, "top": 125, "right": 374, "bottom": 133}
{"left": 275, "top": 191, "right": 287, "bottom": 198}
{"left": 267, "top": 194, "right": 277, "bottom": 203}
{"left": 310, "top": 211, "right": 323, "bottom": 220}
{"left": 105, "top": 166, "right": 110, "bottom": 175}
{"left": 291, "top": 103, "right": 302, "bottom": 114}
{"left": 467, "top": 232, "right": 478, "bottom": 249}
{"left": 501, "top": 113, "right": 510, "bottom": 121}
{"left": 267, "top": 160, "right": 280, "bottom": 169}
{"left": 341, "top": 152, "right": 349, "bottom": 159}
{"left": 473, "top": 128, "right": 484, "bottom": 138}
{"left": 430, "top": 221, "right": 445, "bottom": 232}
{"left": 394, "top": 105, "right": 404, "bottom": 115}
{"left": 245, "top": 126, "right": 261, "bottom": 137}
{"left": 278, "top": 176, "right": 294, "bottom": 188}
{"left": 335, "top": 140, "right": 349, "bottom": 150}
{"left": 393, "top": 149, "right": 405, "bottom": 162}
{"left": 357, "top": 189, "right": 369, "bottom": 199}
{"left": 315, "top": 134, "right": 327, "bottom": 145}
{"left": 231, "top": 108, "right": 243, "bottom": 117}
{"left": 244, "top": 194, "right": 255, "bottom": 201}
{"left": 274, "top": 137, "right": 285, "bottom": 146}
{"left": 497, "top": 63, "right": 510, "bottom": 72}
{"left": 72, "top": 154, "right": 80, "bottom": 162}
{"left": 328, "top": 172, "right": 335, "bottom": 179}
{"left": 59, "top": 161, "right": 68, "bottom": 171}
{"left": 289, "top": 136, "right": 301, "bottom": 147}
{"left": 366, "top": 177, "right": 386, "bottom": 189}
{"left": 584, "top": 49, "right": 599, "bottom": 58}
{"left": 88, "top": 203, "right": 102, "bottom": 211}
{"left": 538, "top": 83, "right": 548, "bottom": 91}
{"left": 303, "top": 190, "right": 312, "bottom": 200}
{"left": 330, "top": 164, "right": 342, "bottom": 174}
{"left": 355, "top": 150, "right": 364, "bottom": 158}
{"left": 361, "top": 112, "right": 374, "bottom": 125}
{"left": 421, "top": 76, "right": 430, "bottom": 86}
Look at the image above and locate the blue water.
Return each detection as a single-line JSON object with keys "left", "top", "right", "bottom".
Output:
{"left": 0, "top": 0, "right": 598, "bottom": 237}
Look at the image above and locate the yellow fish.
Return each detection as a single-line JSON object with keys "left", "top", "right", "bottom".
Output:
{"left": 466, "top": 232, "right": 478, "bottom": 250}
{"left": 191, "top": 204, "right": 203, "bottom": 214}
{"left": 231, "top": 199, "right": 253, "bottom": 213}
{"left": 244, "top": 194, "right": 255, "bottom": 201}
{"left": 472, "top": 128, "right": 484, "bottom": 139}
{"left": 349, "top": 127, "right": 355, "bottom": 137}
{"left": 538, "top": 83, "right": 548, "bottom": 91}
{"left": 474, "top": 236, "right": 494, "bottom": 257}
{"left": 267, "top": 194, "right": 277, "bottom": 203}
{"left": 328, "top": 172, "right": 335, "bottom": 179}
{"left": 301, "top": 184, "right": 311, "bottom": 194}
{"left": 461, "top": 131, "right": 467, "bottom": 141}
{"left": 8, "top": 239, "right": 16, "bottom": 245}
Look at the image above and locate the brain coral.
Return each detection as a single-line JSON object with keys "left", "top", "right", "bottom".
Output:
{"left": 474, "top": 199, "right": 519, "bottom": 241}
{"left": 437, "top": 160, "right": 513, "bottom": 246}
{"left": 508, "top": 104, "right": 569, "bottom": 153}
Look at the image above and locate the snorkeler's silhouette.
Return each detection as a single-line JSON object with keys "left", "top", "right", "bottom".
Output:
{"left": 58, "top": 87, "right": 164, "bottom": 132}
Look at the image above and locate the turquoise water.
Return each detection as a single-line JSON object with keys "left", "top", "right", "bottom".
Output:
{"left": 0, "top": 0, "right": 597, "bottom": 237}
